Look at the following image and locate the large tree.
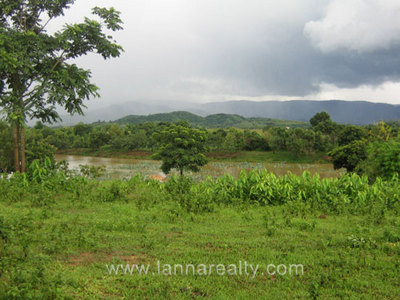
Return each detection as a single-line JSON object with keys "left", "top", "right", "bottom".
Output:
{"left": 0, "top": 0, "right": 123, "bottom": 172}
{"left": 310, "top": 111, "right": 336, "bottom": 135}
{"left": 152, "top": 122, "right": 209, "bottom": 176}
{"left": 337, "top": 125, "right": 367, "bottom": 146}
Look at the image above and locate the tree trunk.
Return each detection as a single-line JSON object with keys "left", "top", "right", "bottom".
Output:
{"left": 12, "top": 122, "right": 26, "bottom": 173}
{"left": 13, "top": 123, "right": 21, "bottom": 172}
{"left": 180, "top": 168, "right": 183, "bottom": 176}
{"left": 13, "top": 123, "right": 20, "bottom": 172}
{"left": 20, "top": 126, "right": 26, "bottom": 173}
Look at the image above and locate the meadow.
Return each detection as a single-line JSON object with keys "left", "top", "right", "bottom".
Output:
{"left": 1, "top": 168, "right": 399, "bottom": 299}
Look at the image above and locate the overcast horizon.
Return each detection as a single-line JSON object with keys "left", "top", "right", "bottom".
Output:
{"left": 49, "top": 0, "right": 400, "bottom": 110}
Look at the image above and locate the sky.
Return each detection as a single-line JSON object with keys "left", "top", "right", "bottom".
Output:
{"left": 48, "top": 0, "right": 400, "bottom": 109}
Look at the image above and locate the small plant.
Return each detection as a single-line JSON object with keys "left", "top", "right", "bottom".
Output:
{"left": 346, "top": 235, "right": 376, "bottom": 249}
{"left": 79, "top": 164, "right": 106, "bottom": 179}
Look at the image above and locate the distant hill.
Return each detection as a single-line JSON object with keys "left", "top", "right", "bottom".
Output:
{"left": 199, "top": 100, "right": 400, "bottom": 125}
{"left": 114, "top": 111, "right": 308, "bottom": 129}
{"left": 56, "top": 100, "right": 400, "bottom": 126}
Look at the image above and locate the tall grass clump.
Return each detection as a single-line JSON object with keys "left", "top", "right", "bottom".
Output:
{"left": 1, "top": 165, "right": 399, "bottom": 215}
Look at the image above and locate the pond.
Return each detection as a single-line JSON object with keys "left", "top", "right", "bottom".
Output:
{"left": 55, "top": 154, "right": 345, "bottom": 180}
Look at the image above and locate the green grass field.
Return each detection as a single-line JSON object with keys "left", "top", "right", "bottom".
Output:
{"left": 1, "top": 199, "right": 399, "bottom": 298}
{"left": 1, "top": 172, "right": 399, "bottom": 299}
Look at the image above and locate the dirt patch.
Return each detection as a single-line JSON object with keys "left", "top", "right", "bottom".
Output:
{"left": 67, "top": 252, "right": 95, "bottom": 266}
{"left": 66, "top": 251, "right": 152, "bottom": 266}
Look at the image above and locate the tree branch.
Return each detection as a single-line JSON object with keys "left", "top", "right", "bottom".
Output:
{"left": 37, "top": 15, "right": 53, "bottom": 34}
{"left": 51, "top": 50, "right": 66, "bottom": 71}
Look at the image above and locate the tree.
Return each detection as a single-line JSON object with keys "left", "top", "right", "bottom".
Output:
{"left": 243, "top": 130, "right": 269, "bottom": 151}
{"left": 0, "top": 120, "right": 13, "bottom": 172}
{"left": 0, "top": 1, "right": 123, "bottom": 172}
{"left": 329, "top": 140, "right": 368, "bottom": 173}
{"left": 25, "top": 133, "right": 56, "bottom": 166}
{"left": 222, "top": 129, "right": 243, "bottom": 152}
{"left": 338, "top": 125, "right": 367, "bottom": 146}
{"left": 310, "top": 111, "right": 337, "bottom": 135}
{"left": 0, "top": 121, "right": 55, "bottom": 172}
{"left": 208, "top": 129, "right": 227, "bottom": 152}
{"left": 152, "top": 123, "right": 209, "bottom": 176}
{"left": 268, "top": 127, "right": 290, "bottom": 152}
{"left": 288, "top": 128, "right": 316, "bottom": 155}
{"left": 73, "top": 122, "right": 92, "bottom": 137}
{"left": 368, "top": 121, "right": 393, "bottom": 142}
{"left": 310, "top": 111, "right": 331, "bottom": 128}
{"left": 357, "top": 138, "right": 400, "bottom": 181}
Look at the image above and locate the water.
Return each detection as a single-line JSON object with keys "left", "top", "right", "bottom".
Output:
{"left": 55, "top": 154, "right": 345, "bottom": 180}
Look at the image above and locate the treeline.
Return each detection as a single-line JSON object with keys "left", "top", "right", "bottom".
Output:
{"left": 1, "top": 112, "right": 400, "bottom": 178}
{"left": 113, "top": 111, "right": 308, "bottom": 129}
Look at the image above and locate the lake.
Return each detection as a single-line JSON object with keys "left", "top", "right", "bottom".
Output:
{"left": 55, "top": 154, "right": 345, "bottom": 180}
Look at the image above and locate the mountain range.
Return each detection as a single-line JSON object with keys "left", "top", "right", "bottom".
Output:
{"left": 58, "top": 100, "right": 400, "bottom": 125}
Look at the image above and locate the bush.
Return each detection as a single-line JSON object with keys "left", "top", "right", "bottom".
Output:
{"left": 357, "top": 138, "right": 400, "bottom": 181}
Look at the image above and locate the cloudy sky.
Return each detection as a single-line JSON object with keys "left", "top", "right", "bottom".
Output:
{"left": 49, "top": 0, "right": 400, "bottom": 108}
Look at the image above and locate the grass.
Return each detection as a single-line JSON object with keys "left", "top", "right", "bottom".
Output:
{"left": 1, "top": 200, "right": 399, "bottom": 299}
{"left": 1, "top": 171, "right": 399, "bottom": 299}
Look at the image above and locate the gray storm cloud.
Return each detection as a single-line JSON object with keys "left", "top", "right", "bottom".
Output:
{"left": 304, "top": 0, "right": 400, "bottom": 53}
{"left": 48, "top": 0, "right": 400, "bottom": 108}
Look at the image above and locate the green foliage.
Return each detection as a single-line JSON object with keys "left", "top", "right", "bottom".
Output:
{"left": 366, "top": 121, "right": 394, "bottom": 142}
{"left": 164, "top": 175, "right": 215, "bottom": 213}
{"left": 268, "top": 127, "right": 290, "bottom": 151}
{"left": 0, "top": 169, "right": 400, "bottom": 297}
{"left": 22, "top": 115, "right": 341, "bottom": 156}
{"left": 242, "top": 130, "right": 269, "bottom": 151}
{"left": 310, "top": 111, "right": 337, "bottom": 135}
{"left": 358, "top": 139, "right": 400, "bottom": 181}
{"left": 7, "top": 162, "right": 398, "bottom": 215}
{"left": 25, "top": 138, "right": 56, "bottom": 166}
{"left": 0, "top": 120, "right": 13, "bottom": 172}
{"left": 115, "top": 111, "right": 308, "bottom": 129}
{"left": 28, "top": 157, "right": 55, "bottom": 183}
{"left": 0, "top": 121, "right": 56, "bottom": 171}
{"left": 73, "top": 122, "right": 92, "bottom": 136}
{"left": 153, "top": 123, "right": 209, "bottom": 175}
{"left": 338, "top": 125, "right": 367, "bottom": 146}
{"left": 330, "top": 140, "right": 368, "bottom": 172}
{"left": 0, "top": 2, "right": 123, "bottom": 122}
{"left": 0, "top": 0, "right": 123, "bottom": 172}
{"left": 310, "top": 111, "right": 331, "bottom": 127}
{"left": 79, "top": 164, "right": 106, "bottom": 179}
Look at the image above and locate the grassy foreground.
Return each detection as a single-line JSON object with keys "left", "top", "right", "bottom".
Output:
{"left": 1, "top": 171, "right": 399, "bottom": 299}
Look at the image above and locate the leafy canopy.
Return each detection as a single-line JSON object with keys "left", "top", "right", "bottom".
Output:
{"left": 310, "top": 111, "right": 337, "bottom": 134}
{"left": 338, "top": 125, "right": 367, "bottom": 146}
{"left": 0, "top": 0, "right": 123, "bottom": 123}
{"left": 329, "top": 139, "right": 368, "bottom": 172}
{"left": 358, "top": 137, "right": 400, "bottom": 181}
{"left": 152, "top": 122, "right": 209, "bottom": 175}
